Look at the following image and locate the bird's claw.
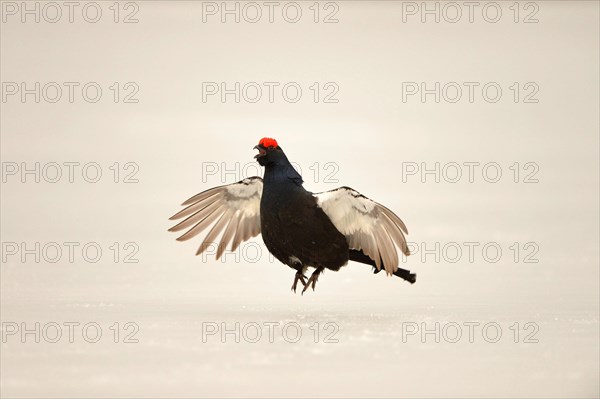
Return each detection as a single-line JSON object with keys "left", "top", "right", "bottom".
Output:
{"left": 291, "top": 271, "right": 307, "bottom": 293}
{"left": 301, "top": 268, "right": 323, "bottom": 295}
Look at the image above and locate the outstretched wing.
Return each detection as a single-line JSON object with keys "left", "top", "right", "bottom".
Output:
{"left": 169, "top": 177, "right": 263, "bottom": 259}
{"left": 314, "top": 186, "right": 410, "bottom": 275}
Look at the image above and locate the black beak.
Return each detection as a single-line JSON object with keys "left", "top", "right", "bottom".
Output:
{"left": 254, "top": 145, "right": 266, "bottom": 159}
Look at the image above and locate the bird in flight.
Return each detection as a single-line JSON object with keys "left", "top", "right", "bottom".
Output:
{"left": 169, "top": 137, "right": 415, "bottom": 294}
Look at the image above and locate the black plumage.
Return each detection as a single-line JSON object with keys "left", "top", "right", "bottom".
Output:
{"left": 170, "top": 137, "right": 415, "bottom": 294}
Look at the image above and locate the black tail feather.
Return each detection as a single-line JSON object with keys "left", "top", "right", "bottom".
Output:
{"left": 348, "top": 249, "right": 416, "bottom": 284}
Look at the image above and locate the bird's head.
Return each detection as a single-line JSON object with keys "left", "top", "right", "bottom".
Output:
{"left": 254, "top": 137, "right": 282, "bottom": 166}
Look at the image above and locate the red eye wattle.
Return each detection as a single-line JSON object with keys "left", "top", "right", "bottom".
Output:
{"left": 259, "top": 137, "right": 278, "bottom": 148}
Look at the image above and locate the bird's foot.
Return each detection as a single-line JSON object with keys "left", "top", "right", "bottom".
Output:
{"left": 291, "top": 271, "right": 307, "bottom": 293}
{"left": 302, "top": 267, "right": 324, "bottom": 295}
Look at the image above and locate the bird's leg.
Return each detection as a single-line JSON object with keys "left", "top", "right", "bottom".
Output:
{"left": 291, "top": 270, "right": 307, "bottom": 293}
{"left": 302, "top": 266, "right": 325, "bottom": 295}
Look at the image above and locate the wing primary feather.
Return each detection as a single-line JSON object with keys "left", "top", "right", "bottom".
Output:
{"left": 381, "top": 212, "right": 410, "bottom": 256}
{"left": 181, "top": 186, "right": 225, "bottom": 206}
{"left": 381, "top": 223, "right": 400, "bottom": 270}
{"left": 169, "top": 191, "right": 224, "bottom": 221}
{"left": 176, "top": 204, "right": 225, "bottom": 241}
{"left": 373, "top": 228, "right": 391, "bottom": 275}
{"left": 196, "top": 210, "right": 232, "bottom": 256}
{"left": 230, "top": 217, "right": 246, "bottom": 252}
{"left": 380, "top": 205, "right": 409, "bottom": 235}
{"left": 217, "top": 212, "right": 238, "bottom": 259}
{"left": 238, "top": 218, "right": 252, "bottom": 246}
{"left": 170, "top": 177, "right": 263, "bottom": 260}
{"left": 168, "top": 199, "right": 222, "bottom": 232}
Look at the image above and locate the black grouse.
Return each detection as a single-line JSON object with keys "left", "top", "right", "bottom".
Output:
{"left": 169, "top": 137, "right": 415, "bottom": 294}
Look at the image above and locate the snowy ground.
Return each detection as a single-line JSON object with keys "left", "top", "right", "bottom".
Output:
{"left": 1, "top": 257, "right": 598, "bottom": 398}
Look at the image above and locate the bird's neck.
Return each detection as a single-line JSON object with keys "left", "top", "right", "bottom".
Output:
{"left": 263, "top": 155, "right": 304, "bottom": 187}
